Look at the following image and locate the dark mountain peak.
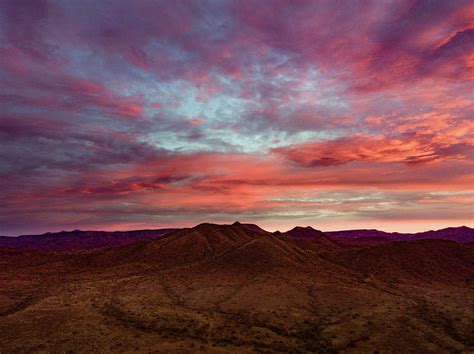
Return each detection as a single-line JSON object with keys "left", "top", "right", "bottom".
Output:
{"left": 188, "top": 222, "right": 254, "bottom": 239}
{"left": 194, "top": 222, "right": 219, "bottom": 229}
{"left": 331, "top": 228, "right": 381, "bottom": 233}
{"left": 189, "top": 222, "right": 272, "bottom": 240}
{"left": 31, "top": 229, "right": 86, "bottom": 238}
{"left": 285, "top": 226, "right": 325, "bottom": 238}
{"left": 291, "top": 226, "right": 315, "bottom": 231}
{"left": 193, "top": 222, "right": 245, "bottom": 232}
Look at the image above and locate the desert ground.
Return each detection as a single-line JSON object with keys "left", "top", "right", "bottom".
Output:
{"left": 1, "top": 223, "right": 473, "bottom": 353}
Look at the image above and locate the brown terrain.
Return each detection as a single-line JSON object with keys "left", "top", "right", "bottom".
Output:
{"left": 0, "top": 222, "right": 473, "bottom": 353}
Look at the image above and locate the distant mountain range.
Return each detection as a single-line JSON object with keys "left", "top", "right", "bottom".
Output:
{"left": 1, "top": 223, "right": 472, "bottom": 252}
{"left": 325, "top": 225, "right": 474, "bottom": 244}
{"left": 0, "top": 228, "right": 178, "bottom": 251}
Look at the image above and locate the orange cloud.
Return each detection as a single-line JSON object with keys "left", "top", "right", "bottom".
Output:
{"left": 273, "top": 133, "right": 473, "bottom": 167}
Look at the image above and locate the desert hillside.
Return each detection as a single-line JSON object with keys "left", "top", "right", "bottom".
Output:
{"left": 1, "top": 223, "right": 473, "bottom": 353}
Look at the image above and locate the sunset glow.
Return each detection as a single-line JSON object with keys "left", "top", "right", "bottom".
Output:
{"left": 1, "top": 0, "right": 473, "bottom": 235}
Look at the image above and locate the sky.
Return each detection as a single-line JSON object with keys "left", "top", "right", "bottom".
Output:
{"left": 0, "top": 0, "right": 473, "bottom": 235}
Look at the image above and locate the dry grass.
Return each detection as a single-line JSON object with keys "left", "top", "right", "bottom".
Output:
{"left": 1, "top": 224, "right": 473, "bottom": 353}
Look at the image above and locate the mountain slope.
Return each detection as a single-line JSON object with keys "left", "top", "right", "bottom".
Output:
{"left": 328, "top": 239, "right": 474, "bottom": 282}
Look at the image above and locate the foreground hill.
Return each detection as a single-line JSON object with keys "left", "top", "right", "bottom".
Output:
{"left": 0, "top": 223, "right": 473, "bottom": 353}
{"left": 68, "top": 223, "right": 339, "bottom": 272}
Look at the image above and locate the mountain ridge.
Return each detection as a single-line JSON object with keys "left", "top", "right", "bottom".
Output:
{"left": 1, "top": 224, "right": 472, "bottom": 252}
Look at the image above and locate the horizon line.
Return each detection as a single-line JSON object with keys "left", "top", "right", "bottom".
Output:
{"left": 2, "top": 222, "right": 472, "bottom": 238}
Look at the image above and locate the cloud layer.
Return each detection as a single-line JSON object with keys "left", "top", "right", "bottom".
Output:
{"left": 1, "top": 0, "right": 473, "bottom": 234}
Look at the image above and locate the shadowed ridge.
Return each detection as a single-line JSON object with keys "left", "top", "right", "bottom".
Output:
{"left": 325, "top": 229, "right": 389, "bottom": 239}
{"left": 410, "top": 226, "right": 474, "bottom": 243}
{"left": 0, "top": 228, "right": 178, "bottom": 251}
{"left": 285, "top": 226, "right": 325, "bottom": 238}
{"left": 21, "top": 228, "right": 178, "bottom": 238}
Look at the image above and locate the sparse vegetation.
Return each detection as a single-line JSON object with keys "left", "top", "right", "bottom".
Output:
{"left": 0, "top": 223, "right": 473, "bottom": 352}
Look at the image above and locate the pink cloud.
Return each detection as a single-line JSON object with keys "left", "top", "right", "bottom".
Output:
{"left": 188, "top": 117, "right": 204, "bottom": 126}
